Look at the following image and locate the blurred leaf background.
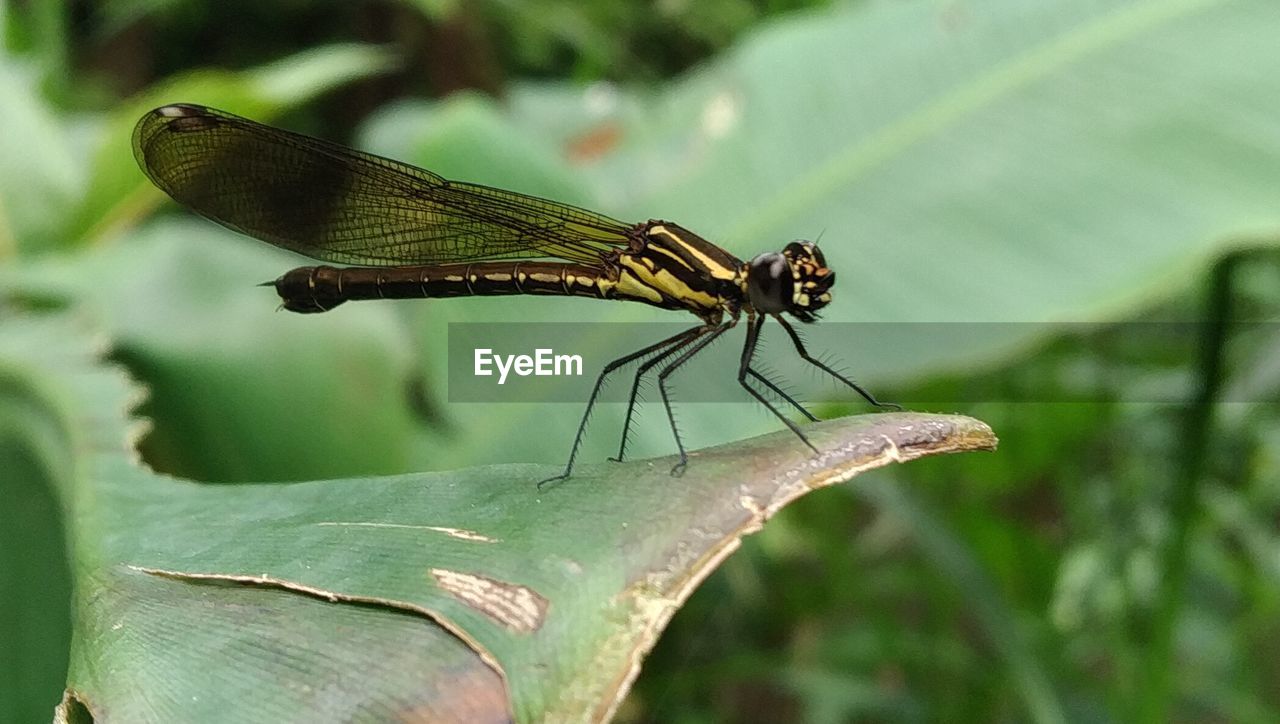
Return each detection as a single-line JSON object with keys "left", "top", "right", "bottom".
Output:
{"left": 2, "top": 0, "right": 1279, "bottom": 722}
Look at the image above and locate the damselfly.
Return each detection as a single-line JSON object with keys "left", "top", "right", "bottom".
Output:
{"left": 133, "top": 104, "right": 896, "bottom": 484}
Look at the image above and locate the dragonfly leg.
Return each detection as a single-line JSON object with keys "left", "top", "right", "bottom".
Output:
{"left": 610, "top": 327, "right": 707, "bottom": 463}
{"left": 657, "top": 321, "right": 735, "bottom": 476}
{"left": 538, "top": 325, "right": 706, "bottom": 489}
{"left": 738, "top": 315, "right": 818, "bottom": 453}
{"left": 746, "top": 367, "right": 819, "bottom": 422}
{"left": 774, "top": 315, "right": 901, "bottom": 410}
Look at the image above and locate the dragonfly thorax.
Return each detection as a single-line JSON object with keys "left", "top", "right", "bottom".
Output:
{"left": 745, "top": 241, "right": 834, "bottom": 322}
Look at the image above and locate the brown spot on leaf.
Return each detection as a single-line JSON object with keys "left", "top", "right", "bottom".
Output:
{"left": 430, "top": 569, "right": 548, "bottom": 634}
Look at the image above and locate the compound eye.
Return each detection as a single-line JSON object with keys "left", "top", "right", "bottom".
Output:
{"left": 809, "top": 244, "right": 826, "bottom": 267}
{"left": 747, "top": 252, "right": 794, "bottom": 314}
{"left": 784, "top": 240, "right": 825, "bottom": 267}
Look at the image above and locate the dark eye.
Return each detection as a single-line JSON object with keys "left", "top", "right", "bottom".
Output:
{"left": 746, "top": 252, "right": 793, "bottom": 313}
{"left": 784, "top": 240, "right": 825, "bottom": 267}
{"left": 809, "top": 244, "right": 826, "bottom": 267}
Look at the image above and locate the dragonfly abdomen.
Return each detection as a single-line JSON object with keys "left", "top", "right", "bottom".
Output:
{"left": 273, "top": 261, "right": 616, "bottom": 313}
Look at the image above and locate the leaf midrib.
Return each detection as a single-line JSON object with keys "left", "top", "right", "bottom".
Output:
{"left": 729, "top": 0, "right": 1225, "bottom": 246}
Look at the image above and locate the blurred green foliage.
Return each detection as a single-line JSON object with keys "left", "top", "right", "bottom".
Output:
{"left": 3, "top": 0, "right": 1280, "bottom": 722}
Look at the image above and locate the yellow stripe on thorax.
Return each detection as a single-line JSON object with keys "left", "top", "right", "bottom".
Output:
{"left": 617, "top": 255, "right": 719, "bottom": 310}
{"left": 648, "top": 224, "right": 739, "bottom": 281}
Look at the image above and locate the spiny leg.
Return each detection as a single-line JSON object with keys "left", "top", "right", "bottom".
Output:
{"left": 538, "top": 325, "right": 705, "bottom": 489}
{"left": 737, "top": 316, "right": 817, "bottom": 420}
{"left": 738, "top": 315, "right": 819, "bottom": 453}
{"left": 610, "top": 327, "right": 708, "bottom": 463}
{"left": 657, "top": 322, "right": 734, "bottom": 476}
{"left": 746, "top": 368, "right": 818, "bottom": 422}
{"left": 774, "top": 314, "right": 901, "bottom": 410}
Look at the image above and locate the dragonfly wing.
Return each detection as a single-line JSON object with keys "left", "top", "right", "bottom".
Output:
{"left": 133, "top": 104, "right": 632, "bottom": 266}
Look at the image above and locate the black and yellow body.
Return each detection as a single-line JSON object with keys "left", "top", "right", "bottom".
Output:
{"left": 133, "top": 103, "right": 889, "bottom": 484}
{"left": 275, "top": 221, "right": 747, "bottom": 318}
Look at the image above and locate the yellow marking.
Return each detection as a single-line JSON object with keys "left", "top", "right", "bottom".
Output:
{"left": 619, "top": 256, "right": 718, "bottom": 309}
{"left": 647, "top": 225, "right": 681, "bottom": 243}
{"left": 615, "top": 269, "right": 664, "bottom": 304}
{"left": 485, "top": 273, "right": 512, "bottom": 282}
{"left": 646, "top": 243, "right": 696, "bottom": 272}
{"left": 529, "top": 272, "right": 559, "bottom": 284}
{"left": 445, "top": 275, "right": 464, "bottom": 283}
{"left": 648, "top": 225, "right": 738, "bottom": 280}
{"left": 707, "top": 263, "right": 739, "bottom": 281}
{"left": 657, "top": 273, "right": 717, "bottom": 308}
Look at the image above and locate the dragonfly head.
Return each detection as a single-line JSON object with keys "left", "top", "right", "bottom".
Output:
{"left": 746, "top": 241, "right": 834, "bottom": 322}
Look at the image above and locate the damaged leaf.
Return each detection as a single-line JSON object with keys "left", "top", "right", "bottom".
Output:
{"left": 3, "top": 315, "right": 993, "bottom": 723}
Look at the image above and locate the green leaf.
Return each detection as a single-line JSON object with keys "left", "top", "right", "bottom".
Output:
{"left": 63, "top": 568, "right": 507, "bottom": 722}
{"left": 361, "top": 94, "right": 593, "bottom": 205}
{"left": 1, "top": 0, "right": 70, "bottom": 89}
{"left": 3, "top": 219, "right": 420, "bottom": 482}
{"left": 0, "top": 333, "right": 74, "bottom": 724}
{"left": 1, "top": 313, "right": 994, "bottom": 722}
{"left": 0, "top": 61, "right": 80, "bottom": 256}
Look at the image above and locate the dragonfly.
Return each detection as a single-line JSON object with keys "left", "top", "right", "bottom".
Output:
{"left": 133, "top": 103, "right": 896, "bottom": 485}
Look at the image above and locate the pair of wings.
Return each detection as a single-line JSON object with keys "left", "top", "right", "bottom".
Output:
{"left": 132, "top": 104, "right": 633, "bottom": 267}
